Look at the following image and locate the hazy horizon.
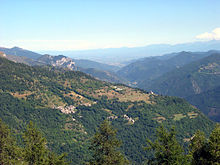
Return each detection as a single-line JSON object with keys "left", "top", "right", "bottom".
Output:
{"left": 1, "top": 0, "right": 220, "bottom": 51}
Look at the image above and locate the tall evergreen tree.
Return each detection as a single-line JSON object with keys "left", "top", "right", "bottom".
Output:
{"left": 48, "top": 152, "right": 69, "bottom": 165}
{"left": 189, "top": 130, "right": 208, "bottom": 165}
{"left": 23, "top": 121, "right": 68, "bottom": 165}
{"left": 0, "top": 119, "right": 24, "bottom": 164}
{"left": 88, "top": 120, "right": 129, "bottom": 165}
{"left": 208, "top": 124, "right": 220, "bottom": 164}
{"left": 190, "top": 124, "right": 220, "bottom": 165}
{"left": 146, "top": 126, "right": 189, "bottom": 165}
{"left": 23, "top": 121, "right": 49, "bottom": 164}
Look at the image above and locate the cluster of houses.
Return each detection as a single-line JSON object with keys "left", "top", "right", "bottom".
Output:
{"left": 56, "top": 105, "right": 76, "bottom": 114}
{"left": 80, "top": 101, "right": 97, "bottom": 107}
{"left": 107, "top": 114, "right": 135, "bottom": 124}
{"left": 55, "top": 100, "right": 97, "bottom": 114}
{"left": 80, "top": 102, "right": 92, "bottom": 107}
{"left": 112, "top": 86, "right": 123, "bottom": 91}
{"left": 123, "top": 114, "right": 135, "bottom": 123}
{"left": 107, "top": 115, "right": 118, "bottom": 120}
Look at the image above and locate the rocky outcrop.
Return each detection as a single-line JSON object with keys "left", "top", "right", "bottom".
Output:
{"left": 38, "top": 55, "right": 77, "bottom": 70}
{"left": 191, "top": 79, "right": 202, "bottom": 94}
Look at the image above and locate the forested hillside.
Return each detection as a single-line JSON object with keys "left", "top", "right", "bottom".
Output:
{"left": 144, "top": 54, "right": 220, "bottom": 122}
{"left": 0, "top": 57, "right": 215, "bottom": 164}
{"left": 118, "top": 50, "right": 219, "bottom": 86}
{"left": 0, "top": 47, "right": 125, "bottom": 84}
{"left": 186, "top": 86, "right": 220, "bottom": 122}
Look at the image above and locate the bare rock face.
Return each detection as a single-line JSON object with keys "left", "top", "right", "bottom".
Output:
{"left": 38, "top": 54, "right": 77, "bottom": 70}
{"left": 51, "top": 56, "right": 76, "bottom": 70}
{"left": 191, "top": 79, "right": 202, "bottom": 94}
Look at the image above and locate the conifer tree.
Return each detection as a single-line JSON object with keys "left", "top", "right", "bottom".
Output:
{"left": 23, "top": 121, "right": 49, "bottom": 164}
{"left": 23, "top": 121, "right": 68, "bottom": 165}
{"left": 190, "top": 124, "right": 220, "bottom": 165}
{"left": 208, "top": 124, "right": 220, "bottom": 164}
{"left": 146, "top": 126, "right": 189, "bottom": 165}
{"left": 48, "top": 152, "right": 69, "bottom": 165}
{"left": 88, "top": 120, "right": 129, "bottom": 165}
{"left": 189, "top": 130, "right": 207, "bottom": 165}
{"left": 0, "top": 119, "right": 24, "bottom": 164}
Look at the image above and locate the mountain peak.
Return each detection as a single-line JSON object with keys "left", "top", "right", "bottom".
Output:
{"left": 57, "top": 55, "right": 66, "bottom": 58}
{"left": 11, "top": 46, "right": 23, "bottom": 50}
{"left": 0, "top": 46, "right": 42, "bottom": 60}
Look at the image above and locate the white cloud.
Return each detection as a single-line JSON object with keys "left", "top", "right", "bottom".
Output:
{"left": 196, "top": 27, "right": 220, "bottom": 40}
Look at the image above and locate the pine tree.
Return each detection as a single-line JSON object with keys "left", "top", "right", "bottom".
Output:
{"left": 0, "top": 119, "right": 24, "bottom": 164}
{"left": 190, "top": 124, "right": 220, "bottom": 165}
{"left": 208, "top": 124, "right": 220, "bottom": 164}
{"left": 146, "top": 126, "right": 189, "bottom": 165}
{"left": 189, "top": 130, "right": 208, "bottom": 165}
{"left": 88, "top": 120, "right": 129, "bottom": 165}
{"left": 23, "top": 121, "right": 49, "bottom": 164}
{"left": 48, "top": 152, "right": 69, "bottom": 165}
{"left": 23, "top": 121, "right": 68, "bottom": 165}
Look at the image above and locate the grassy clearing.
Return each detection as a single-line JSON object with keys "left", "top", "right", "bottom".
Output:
{"left": 153, "top": 116, "right": 166, "bottom": 123}
{"left": 187, "top": 112, "right": 198, "bottom": 118}
{"left": 173, "top": 114, "right": 187, "bottom": 121}
{"left": 126, "top": 104, "right": 134, "bottom": 111}
{"left": 103, "top": 109, "right": 113, "bottom": 114}
{"left": 64, "top": 91, "right": 94, "bottom": 106}
{"left": 46, "top": 94, "right": 66, "bottom": 107}
{"left": 87, "top": 85, "right": 154, "bottom": 104}
{"left": 11, "top": 91, "right": 33, "bottom": 99}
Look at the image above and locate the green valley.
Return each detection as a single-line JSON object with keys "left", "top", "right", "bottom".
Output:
{"left": 0, "top": 57, "right": 215, "bottom": 164}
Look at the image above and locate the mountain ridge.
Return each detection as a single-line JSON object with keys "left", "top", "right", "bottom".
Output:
{"left": 118, "top": 50, "right": 220, "bottom": 86}
{"left": 144, "top": 53, "right": 220, "bottom": 122}
{"left": 0, "top": 47, "right": 124, "bottom": 83}
{"left": 38, "top": 40, "right": 220, "bottom": 64}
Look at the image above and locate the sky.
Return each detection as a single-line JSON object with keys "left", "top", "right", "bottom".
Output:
{"left": 0, "top": 0, "right": 220, "bottom": 51}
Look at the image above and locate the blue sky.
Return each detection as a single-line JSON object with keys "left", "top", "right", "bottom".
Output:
{"left": 0, "top": 0, "right": 220, "bottom": 50}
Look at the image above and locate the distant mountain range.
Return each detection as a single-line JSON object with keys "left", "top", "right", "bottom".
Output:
{"left": 38, "top": 40, "right": 220, "bottom": 65}
{"left": 37, "top": 54, "right": 125, "bottom": 83}
{"left": 74, "top": 59, "right": 120, "bottom": 72}
{"left": 0, "top": 47, "right": 123, "bottom": 83}
{"left": 144, "top": 54, "right": 220, "bottom": 122}
{"left": 0, "top": 46, "right": 42, "bottom": 59}
{"left": 144, "top": 54, "right": 220, "bottom": 96}
{"left": 118, "top": 50, "right": 220, "bottom": 86}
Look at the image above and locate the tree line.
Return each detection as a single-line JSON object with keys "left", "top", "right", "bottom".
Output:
{"left": 0, "top": 119, "right": 219, "bottom": 165}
